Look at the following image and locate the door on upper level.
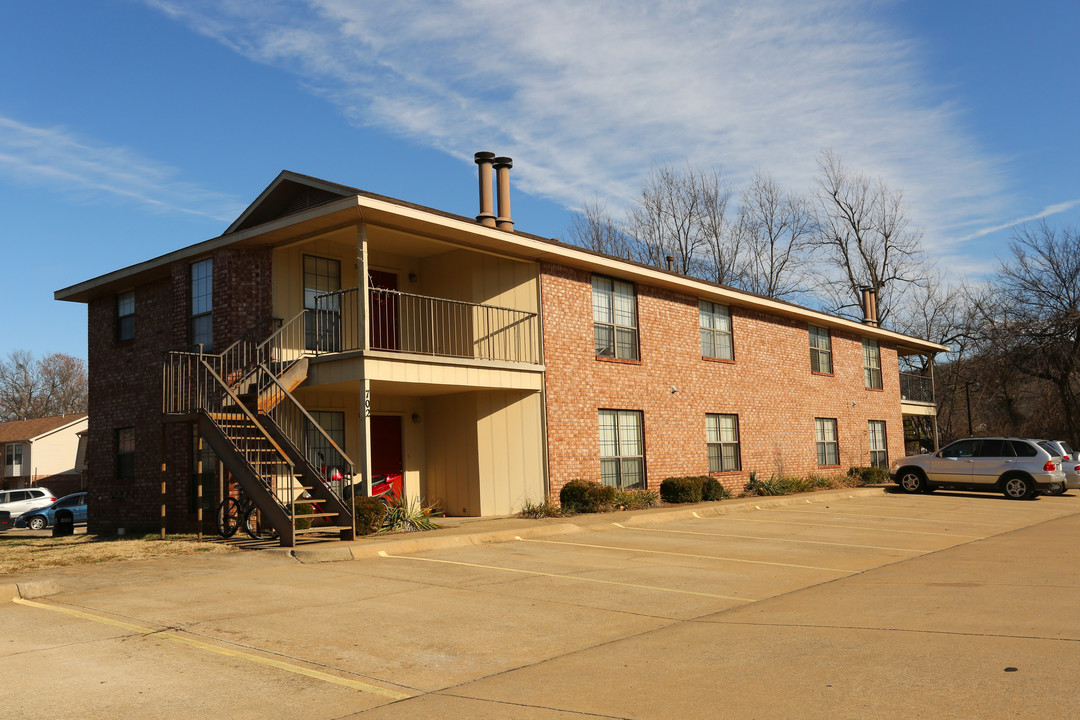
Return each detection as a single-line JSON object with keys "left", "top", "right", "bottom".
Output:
{"left": 369, "top": 269, "right": 399, "bottom": 351}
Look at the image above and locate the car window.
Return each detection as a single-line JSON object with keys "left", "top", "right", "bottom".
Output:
{"left": 1038, "top": 441, "right": 1060, "bottom": 457}
{"left": 1010, "top": 440, "right": 1038, "bottom": 457}
{"left": 1060, "top": 442, "right": 1074, "bottom": 458}
{"left": 976, "top": 439, "right": 1012, "bottom": 457}
{"left": 11, "top": 491, "right": 29, "bottom": 502}
{"left": 941, "top": 440, "right": 979, "bottom": 458}
{"left": 29, "top": 489, "right": 45, "bottom": 498}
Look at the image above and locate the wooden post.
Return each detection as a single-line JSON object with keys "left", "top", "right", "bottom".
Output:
{"left": 159, "top": 424, "right": 167, "bottom": 540}
{"left": 196, "top": 434, "right": 203, "bottom": 541}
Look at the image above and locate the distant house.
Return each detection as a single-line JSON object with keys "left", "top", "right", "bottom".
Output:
{"left": 0, "top": 414, "right": 88, "bottom": 497}
{"left": 55, "top": 156, "right": 946, "bottom": 544}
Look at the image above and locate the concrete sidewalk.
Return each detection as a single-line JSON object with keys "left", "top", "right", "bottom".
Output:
{"left": 1, "top": 486, "right": 886, "bottom": 600}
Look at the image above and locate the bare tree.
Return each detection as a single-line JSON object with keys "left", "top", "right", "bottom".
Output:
{"left": 564, "top": 197, "right": 638, "bottom": 260}
{"left": 0, "top": 350, "right": 87, "bottom": 421}
{"left": 812, "top": 149, "right": 929, "bottom": 324}
{"left": 627, "top": 164, "right": 736, "bottom": 279}
{"left": 734, "top": 171, "right": 813, "bottom": 299}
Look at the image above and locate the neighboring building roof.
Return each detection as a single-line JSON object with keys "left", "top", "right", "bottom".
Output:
{"left": 53, "top": 170, "right": 949, "bottom": 356}
{"left": 0, "top": 414, "right": 88, "bottom": 444}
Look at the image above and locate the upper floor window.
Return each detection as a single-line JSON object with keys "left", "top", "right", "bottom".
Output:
{"left": 592, "top": 276, "right": 639, "bottom": 361}
{"left": 868, "top": 420, "right": 887, "bottom": 468}
{"left": 599, "top": 409, "right": 645, "bottom": 489}
{"left": 706, "top": 413, "right": 741, "bottom": 472}
{"left": 815, "top": 417, "right": 839, "bottom": 467}
{"left": 304, "top": 255, "right": 341, "bottom": 351}
{"left": 700, "top": 301, "right": 733, "bottom": 361}
{"left": 5, "top": 444, "right": 23, "bottom": 476}
{"left": 116, "top": 291, "right": 134, "bottom": 342}
{"left": 809, "top": 326, "right": 832, "bottom": 374}
{"left": 863, "top": 338, "right": 882, "bottom": 389}
{"left": 190, "top": 258, "right": 213, "bottom": 351}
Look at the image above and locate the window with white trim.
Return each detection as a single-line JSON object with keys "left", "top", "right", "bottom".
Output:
{"left": 700, "top": 301, "right": 733, "bottom": 360}
{"left": 868, "top": 420, "right": 887, "bottom": 468}
{"left": 190, "top": 258, "right": 213, "bottom": 351}
{"left": 809, "top": 326, "right": 832, "bottom": 374}
{"left": 599, "top": 409, "right": 645, "bottom": 489}
{"left": 863, "top": 338, "right": 882, "bottom": 389}
{"left": 815, "top": 417, "right": 839, "bottom": 467}
{"left": 5, "top": 444, "right": 23, "bottom": 476}
{"left": 706, "top": 414, "right": 740, "bottom": 472}
{"left": 592, "top": 276, "right": 639, "bottom": 360}
{"left": 116, "top": 291, "right": 134, "bottom": 342}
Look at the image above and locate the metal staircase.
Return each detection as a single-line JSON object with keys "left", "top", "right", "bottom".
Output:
{"left": 164, "top": 312, "right": 356, "bottom": 546}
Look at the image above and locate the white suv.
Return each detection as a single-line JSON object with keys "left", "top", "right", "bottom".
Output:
{"left": 890, "top": 437, "right": 1064, "bottom": 500}
{"left": 0, "top": 487, "right": 57, "bottom": 516}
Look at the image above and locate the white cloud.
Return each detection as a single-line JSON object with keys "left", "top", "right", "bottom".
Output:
{"left": 0, "top": 115, "right": 242, "bottom": 222}
{"left": 142, "top": 0, "right": 1008, "bottom": 250}
{"left": 956, "top": 198, "right": 1080, "bottom": 243}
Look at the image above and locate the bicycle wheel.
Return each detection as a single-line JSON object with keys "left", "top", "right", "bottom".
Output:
{"left": 216, "top": 497, "right": 241, "bottom": 538}
{"left": 243, "top": 505, "right": 279, "bottom": 540}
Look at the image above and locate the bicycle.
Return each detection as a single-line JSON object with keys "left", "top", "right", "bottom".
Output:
{"left": 216, "top": 485, "right": 279, "bottom": 540}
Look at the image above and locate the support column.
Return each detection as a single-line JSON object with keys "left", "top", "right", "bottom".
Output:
{"left": 358, "top": 223, "right": 371, "bottom": 352}
{"left": 359, "top": 377, "right": 373, "bottom": 496}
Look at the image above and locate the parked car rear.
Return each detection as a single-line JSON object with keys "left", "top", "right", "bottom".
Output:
{"left": 1037, "top": 439, "right": 1079, "bottom": 493}
{"left": 889, "top": 437, "right": 1064, "bottom": 500}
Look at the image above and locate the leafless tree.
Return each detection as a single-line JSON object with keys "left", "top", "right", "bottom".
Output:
{"left": 627, "top": 164, "right": 737, "bottom": 280}
{"left": 0, "top": 350, "right": 87, "bottom": 421}
{"left": 812, "top": 149, "right": 929, "bottom": 324}
{"left": 564, "top": 197, "right": 638, "bottom": 260}
{"left": 734, "top": 171, "right": 813, "bottom": 299}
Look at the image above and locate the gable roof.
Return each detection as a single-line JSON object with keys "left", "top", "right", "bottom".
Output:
{"left": 0, "top": 414, "right": 88, "bottom": 444}
{"left": 225, "top": 171, "right": 361, "bottom": 234}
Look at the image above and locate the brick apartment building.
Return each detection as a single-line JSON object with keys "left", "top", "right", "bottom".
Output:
{"left": 55, "top": 154, "right": 945, "bottom": 543}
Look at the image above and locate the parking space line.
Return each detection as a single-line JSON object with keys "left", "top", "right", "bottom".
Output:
{"left": 377, "top": 551, "right": 753, "bottom": 602}
{"left": 691, "top": 515, "right": 983, "bottom": 538}
{"left": 761, "top": 507, "right": 1014, "bottom": 527}
{"left": 514, "top": 536, "right": 853, "bottom": 573}
{"left": 615, "top": 522, "right": 922, "bottom": 553}
{"left": 12, "top": 598, "right": 412, "bottom": 700}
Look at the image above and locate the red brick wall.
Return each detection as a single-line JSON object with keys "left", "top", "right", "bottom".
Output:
{"left": 540, "top": 262, "right": 905, "bottom": 499}
{"left": 85, "top": 248, "right": 271, "bottom": 534}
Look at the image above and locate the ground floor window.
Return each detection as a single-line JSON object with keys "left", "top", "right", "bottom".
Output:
{"left": 308, "top": 410, "right": 347, "bottom": 471}
{"left": 706, "top": 413, "right": 740, "bottom": 472}
{"left": 116, "top": 427, "right": 135, "bottom": 481}
{"left": 599, "top": 409, "right": 645, "bottom": 489}
{"left": 868, "top": 420, "right": 888, "bottom": 468}
{"left": 815, "top": 418, "right": 839, "bottom": 467}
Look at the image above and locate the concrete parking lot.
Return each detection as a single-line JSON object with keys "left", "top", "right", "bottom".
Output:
{"left": 3, "top": 488, "right": 1080, "bottom": 718}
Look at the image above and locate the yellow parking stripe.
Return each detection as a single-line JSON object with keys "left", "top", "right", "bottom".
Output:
{"left": 515, "top": 536, "right": 853, "bottom": 573}
{"left": 614, "top": 522, "right": 922, "bottom": 553}
{"left": 12, "top": 598, "right": 411, "bottom": 700}
{"left": 692, "top": 515, "right": 982, "bottom": 538}
{"left": 378, "top": 550, "right": 752, "bottom": 602}
{"left": 762, "top": 507, "right": 1013, "bottom": 527}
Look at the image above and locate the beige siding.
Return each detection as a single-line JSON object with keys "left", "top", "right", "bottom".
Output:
{"left": 422, "top": 393, "right": 481, "bottom": 516}
{"left": 25, "top": 419, "right": 88, "bottom": 478}
{"left": 271, "top": 229, "right": 360, "bottom": 321}
{"left": 476, "top": 390, "right": 545, "bottom": 515}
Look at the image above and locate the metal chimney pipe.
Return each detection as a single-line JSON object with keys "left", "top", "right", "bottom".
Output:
{"left": 665, "top": 255, "right": 674, "bottom": 272}
{"left": 493, "top": 156, "right": 513, "bottom": 231}
{"left": 860, "top": 287, "right": 873, "bottom": 325}
{"left": 474, "top": 152, "right": 496, "bottom": 227}
{"left": 868, "top": 287, "right": 879, "bottom": 327}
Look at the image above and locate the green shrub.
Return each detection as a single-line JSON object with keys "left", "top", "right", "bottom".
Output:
{"left": 847, "top": 466, "right": 889, "bottom": 485}
{"left": 701, "top": 477, "right": 731, "bottom": 501}
{"left": 383, "top": 495, "right": 440, "bottom": 532}
{"left": 559, "top": 480, "right": 617, "bottom": 513}
{"left": 743, "top": 472, "right": 788, "bottom": 496}
{"left": 660, "top": 476, "right": 705, "bottom": 504}
{"left": 614, "top": 488, "right": 661, "bottom": 510}
{"left": 518, "top": 499, "right": 564, "bottom": 518}
{"left": 293, "top": 501, "right": 313, "bottom": 530}
{"left": 353, "top": 497, "right": 387, "bottom": 535}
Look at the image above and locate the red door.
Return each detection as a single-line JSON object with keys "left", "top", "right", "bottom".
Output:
{"left": 369, "top": 270, "right": 399, "bottom": 351}
{"left": 370, "top": 415, "right": 404, "bottom": 498}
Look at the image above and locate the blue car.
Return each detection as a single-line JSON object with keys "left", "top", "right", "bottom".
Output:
{"left": 15, "top": 492, "right": 87, "bottom": 530}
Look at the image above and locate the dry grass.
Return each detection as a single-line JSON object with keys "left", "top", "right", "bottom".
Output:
{"left": 0, "top": 533, "right": 236, "bottom": 576}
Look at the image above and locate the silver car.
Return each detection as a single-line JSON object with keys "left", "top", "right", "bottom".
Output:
{"left": 1037, "top": 439, "right": 1079, "bottom": 494}
{"left": 890, "top": 437, "right": 1064, "bottom": 500}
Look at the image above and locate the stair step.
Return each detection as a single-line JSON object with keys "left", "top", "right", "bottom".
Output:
{"left": 294, "top": 525, "right": 352, "bottom": 535}
{"left": 303, "top": 512, "right": 340, "bottom": 519}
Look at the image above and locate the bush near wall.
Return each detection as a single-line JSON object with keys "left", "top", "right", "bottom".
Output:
{"left": 847, "top": 466, "right": 890, "bottom": 485}
{"left": 559, "top": 479, "right": 618, "bottom": 513}
{"left": 353, "top": 497, "right": 387, "bottom": 535}
{"left": 660, "top": 476, "right": 731, "bottom": 504}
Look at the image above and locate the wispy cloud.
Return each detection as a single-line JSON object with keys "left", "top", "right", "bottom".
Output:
{"left": 0, "top": 115, "right": 241, "bottom": 222}
{"left": 143, "top": 0, "right": 1008, "bottom": 249}
{"left": 956, "top": 198, "right": 1080, "bottom": 243}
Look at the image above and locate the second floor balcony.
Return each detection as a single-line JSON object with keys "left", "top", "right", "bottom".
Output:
{"left": 308, "top": 286, "right": 541, "bottom": 365}
{"left": 900, "top": 372, "right": 935, "bottom": 405}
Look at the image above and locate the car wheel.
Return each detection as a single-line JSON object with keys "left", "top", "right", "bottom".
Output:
{"left": 1003, "top": 475, "right": 1034, "bottom": 500}
{"left": 898, "top": 470, "right": 926, "bottom": 494}
{"left": 27, "top": 516, "right": 47, "bottom": 531}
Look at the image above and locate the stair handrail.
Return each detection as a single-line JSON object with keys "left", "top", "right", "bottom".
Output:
{"left": 258, "top": 364, "right": 356, "bottom": 473}
{"left": 255, "top": 310, "right": 308, "bottom": 374}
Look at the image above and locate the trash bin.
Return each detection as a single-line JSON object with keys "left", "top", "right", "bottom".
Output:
{"left": 53, "top": 509, "right": 74, "bottom": 537}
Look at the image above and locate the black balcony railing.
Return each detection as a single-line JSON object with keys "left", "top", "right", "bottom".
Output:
{"left": 900, "top": 372, "right": 935, "bottom": 404}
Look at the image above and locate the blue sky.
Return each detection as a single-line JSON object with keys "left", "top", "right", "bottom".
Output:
{"left": 2, "top": 0, "right": 1077, "bottom": 361}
